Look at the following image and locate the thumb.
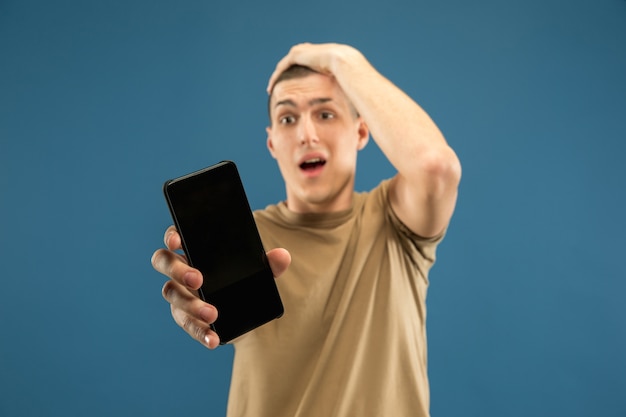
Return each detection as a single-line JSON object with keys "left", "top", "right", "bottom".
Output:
{"left": 266, "top": 248, "right": 291, "bottom": 278}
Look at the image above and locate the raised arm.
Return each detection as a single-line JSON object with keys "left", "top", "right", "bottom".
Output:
{"left": 268, "top": 43, "right": 461, "bottom": 237}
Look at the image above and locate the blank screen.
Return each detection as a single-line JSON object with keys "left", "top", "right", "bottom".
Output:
{"left": 166, "top": 162, "right": 268, "bottom": 294}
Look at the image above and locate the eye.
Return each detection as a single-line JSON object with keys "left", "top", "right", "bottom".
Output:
{"left": 279, "top": 115, "right": 296, "bottom": 125}
{"left": 319, "top": 111, "right": 335, "bottom": 120}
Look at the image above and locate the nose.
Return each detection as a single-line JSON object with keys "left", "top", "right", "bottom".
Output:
{"left": 298, "top": 115, "right": 319, "bottom": 146}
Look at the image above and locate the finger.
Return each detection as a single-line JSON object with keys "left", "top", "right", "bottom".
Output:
{"left": 163, "top": 280, "right": 221, "bottom": 348}
{"left": 163, "top": 226, "right": 182, "bottom": 251}
{"left": 267, "top": 248, "right": 291, "bottom": 278}
{"left": 171, "top": 304, "right": 221, "bottom": 349}
{"left": 266, "top": 59, "right": 288, "bottom": 94}
{"left": 173, "top": 306, "right": 220, "bottom": 349}
{"left": 152, "top": 248, "right": 203, "bottom": 290}
{"left": 266, "top": 44, "right": 306, "bottom": 93}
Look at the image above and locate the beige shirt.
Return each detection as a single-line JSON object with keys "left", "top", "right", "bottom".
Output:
{"left": 227, "top": 180, "right": 443, "bottom": 417}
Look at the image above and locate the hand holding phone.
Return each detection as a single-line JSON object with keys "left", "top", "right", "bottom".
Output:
{"left": 162, "top": 161, "right": 284, "bottom": 344}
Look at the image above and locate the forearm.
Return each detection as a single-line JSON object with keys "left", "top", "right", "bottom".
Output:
{"left": 329, "top": 48, "right": 457, "bottom": 180}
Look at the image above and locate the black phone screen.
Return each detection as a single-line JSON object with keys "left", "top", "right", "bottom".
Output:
{"left": 165, "top": 162, "right": 267, "bottom": 294}
{"left": 163, "top": 161, "right": 283, "bottom": 343}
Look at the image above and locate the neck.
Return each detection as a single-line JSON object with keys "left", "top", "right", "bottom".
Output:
{"left": 284, "top": 178, "right": 355, "bottom": 214}
{"left": 285, "top": 194, "right": 354, "bottom": 214}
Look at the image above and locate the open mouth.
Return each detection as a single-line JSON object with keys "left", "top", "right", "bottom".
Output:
{"left": 300, "top": 157, "right": 327, "bottom": 171}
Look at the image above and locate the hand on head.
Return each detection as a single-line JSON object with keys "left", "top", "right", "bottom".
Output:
{"left": 266, "top": 42, "right": 363, "bottom": 94}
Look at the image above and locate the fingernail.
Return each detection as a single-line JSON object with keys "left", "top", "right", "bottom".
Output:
{"left": 204, "top": 333, "right": 212, "bottom": 347}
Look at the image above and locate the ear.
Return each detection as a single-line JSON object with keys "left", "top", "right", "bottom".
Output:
{"left": 266, "top": 126, "right": 277, "bottom": 159}
{"left": 356, "top": 118, "right": 369, "bottom": 151}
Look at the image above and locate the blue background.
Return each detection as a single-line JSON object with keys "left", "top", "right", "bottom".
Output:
{"left": 1, "top": 0, "right": 625, "bottom": 416}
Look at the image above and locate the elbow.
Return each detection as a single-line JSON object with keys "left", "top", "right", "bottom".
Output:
{"left": 417, "top": 147, "right": 462, "bottom": 197}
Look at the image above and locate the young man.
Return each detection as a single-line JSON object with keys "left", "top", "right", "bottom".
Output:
{"left": 152, "top": 43, "right": 461, "bottom": 417}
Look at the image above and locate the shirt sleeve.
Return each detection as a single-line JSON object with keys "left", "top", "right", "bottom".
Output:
{"left": 376, "top": 179, "right": 446, "bottom": 274}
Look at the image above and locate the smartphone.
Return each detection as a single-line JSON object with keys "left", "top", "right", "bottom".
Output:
{"left": 163, "top": 160, "right": 283, "bottom": 344}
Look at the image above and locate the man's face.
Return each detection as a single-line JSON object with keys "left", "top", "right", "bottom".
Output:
{"left": 266, "top": 73, "right": 369, "bottom": 213}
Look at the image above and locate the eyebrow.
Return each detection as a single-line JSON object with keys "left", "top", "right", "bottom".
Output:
{"left": 274, "top": 97, "right": 333, "bottom": 109}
